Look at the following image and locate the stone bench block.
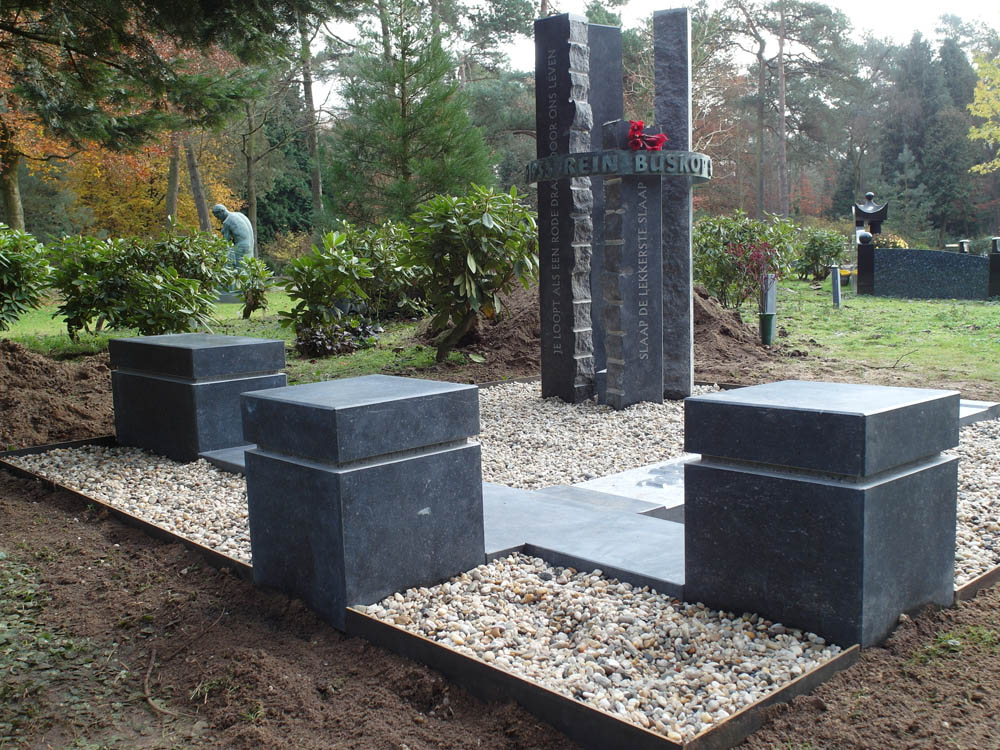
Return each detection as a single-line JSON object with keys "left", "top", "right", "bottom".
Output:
{"left": 683, "top": 380, "right": 960, "bottom": 647}
{"left": 110, "top": 334, "right": 285, "bottom": 462}
{"left": 242, "top": 375, "right": 479, "bottom": 464}
{"left": 109, "top": 333, "right": 285, "bottom": 380}
{"left": 684, "top": 380, "right": 959, "bottom": 477}
{"left": 242, "top": 376, "right": 485, "bottom": 631}
{"left": 684, "top": 455, "right": 957, "bottom": 647}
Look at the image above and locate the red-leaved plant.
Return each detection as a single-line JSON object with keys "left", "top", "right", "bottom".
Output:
{"left": 725, "top": 241, "right": 782, "bottom": 313}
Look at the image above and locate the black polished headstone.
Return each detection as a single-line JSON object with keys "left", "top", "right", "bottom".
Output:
{"left": 990, "top": 252, "right": 1000, "bottom": 298}
{"left": 587, "top": 23, "right": 624, "bottom": 376}
{"left": 654, "top": 9, "right": 694, "bottom": 399}
{"left": 601, "top": 120, "right": 663, "bottom": 408}
{"left": 535, "top": 13, "right": 595, "bottom": 403}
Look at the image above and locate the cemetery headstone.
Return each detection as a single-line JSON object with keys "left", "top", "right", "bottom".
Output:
{"left": 532, "top": 10, "right": 708, "bottom": 406}
{"left": 241, "top": 375, "right": 484, "bottom": 630}
{"left": 109, "top": 333, "right": 285, "bottom": 462}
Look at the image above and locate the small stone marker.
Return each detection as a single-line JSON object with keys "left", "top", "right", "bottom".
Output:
{"left": 241, "top": 375, "right": 484, "bottom": 630}
{"left": 683, "top": 381, "right": 959, "bottom": 647}
{"left": 109, "top": 333, "right": 285, "bottom": 462}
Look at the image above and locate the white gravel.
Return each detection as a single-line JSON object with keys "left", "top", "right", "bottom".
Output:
{"left": 363, "top": 553, "right": 841, "bottom": 743}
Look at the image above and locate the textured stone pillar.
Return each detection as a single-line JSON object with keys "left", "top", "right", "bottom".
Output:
{"left": 587, "top": 23, "right": 623, "bottom": 376}
{"left": 535, "top": 13, "right": 595, "bottom": 403}
{"left": 601, "top": 120, "right": 664, "bottom": 409}
{"left": 653, "top": 9, "right": 693, "bottom": 399}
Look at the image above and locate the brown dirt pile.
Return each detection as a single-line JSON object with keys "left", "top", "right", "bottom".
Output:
{"left": 0, "top": 339, "right": 114, "bottom": 450}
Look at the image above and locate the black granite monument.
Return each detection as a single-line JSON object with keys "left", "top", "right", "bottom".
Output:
{"left": 531, "top": 9, "right": 708, "bottom": 407}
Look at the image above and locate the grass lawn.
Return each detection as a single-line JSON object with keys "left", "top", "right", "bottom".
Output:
{"left": 3, "top": 281, "right": 998, "bottom": 388}
{"left": 778, "top": 279, "right": 1000, "bottom": 387}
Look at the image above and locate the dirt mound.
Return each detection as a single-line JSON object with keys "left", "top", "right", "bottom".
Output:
{"left": 0, "top": 339, "right": 114, "bottom": 450}
{"left": 423, "top": 281, "right": 775, "bottom": 385}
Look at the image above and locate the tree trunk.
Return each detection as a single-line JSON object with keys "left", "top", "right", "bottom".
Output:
{"left": 165, "top": 132, "right": 181, "bottom": 228}
{"left": 245, "top": 104, "right": 258, "bottom": 253}
{"left": 539, "top": 0, "right": 549, "bottom": 17}
{"left": 376, "top": 0, "right": 393, "bottom": 62}
{"left": 299, "top": 12, "right": 323, "bottom": 228}
{"left": 755, "top": 50, "right": 766, "bottom": 219}
{"left": 435, "top": 310, "right": 477, "bottom": 362}
{"left": 0, "top": 148, "right": 24, "bottom": 232}
{"left": 184, "top": 136, "right": 212, "bottom": 231}
{"left": 776, "top": 2, "right": 790, "bottom": 217}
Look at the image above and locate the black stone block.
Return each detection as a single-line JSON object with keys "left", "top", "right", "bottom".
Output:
{"left": 685, "top": 380, "right": 959, "bottom": 477}
{"left": 856, "top": 244, "right": 874, "bottom": 295}
{"left": 242, "top": 375, "right": 479, "bottom": 464}
{"left": 989, "top": 252, "right": 1000, "bottom": 298}
{"left": 246, "top": 443, "right": 485, "bottom": 630}
{"left": 684, "top": 455, "right": 957, "bottom": 646}
{"left": 110, "top": 334, "right": 286, "bottom": 462}
{"left": 113, "top": 371, "right": 285, "bottom": 462}
{"left": 873, "top": 248, "right": 988, "bottom": 300}
{"left": 109, "top": 333, "right": 285, "bottom": 379}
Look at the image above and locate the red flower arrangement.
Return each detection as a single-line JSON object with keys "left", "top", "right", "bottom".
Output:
{"left": 628, "top": 120, "right": 668, "bottom": 151}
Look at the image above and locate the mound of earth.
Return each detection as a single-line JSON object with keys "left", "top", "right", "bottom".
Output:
{"left": 421, "top": 281, "right": 776, "bottom": 385}
{"left": 0, "top": 340, "right": 114, "bottom": 450}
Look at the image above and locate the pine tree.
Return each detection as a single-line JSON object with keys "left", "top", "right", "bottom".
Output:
{"left": 326, "top": 0, "right": 494, "bottom": 224}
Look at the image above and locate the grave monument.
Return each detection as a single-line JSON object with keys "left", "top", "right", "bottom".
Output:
{"left": 531, "top": 10, "right": 710, "bottom": 408}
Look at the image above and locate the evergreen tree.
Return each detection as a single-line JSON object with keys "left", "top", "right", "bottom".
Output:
{"left": 326, "top": 0, "right": 494, "bottom": 224}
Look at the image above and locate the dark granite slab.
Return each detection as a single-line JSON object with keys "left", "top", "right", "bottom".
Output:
{"left": 484, "top": 483, "right": 684, "bottom": 597}
{"left": 684, "top": 455, "right": 957, "bottom": 647}
{"left": 873, "top": 248, "right": 989, "bottom": 300}
{"left": 112, "top": 371, "right": 286, "bottom": 462}
{"left": 247, "top": 444, "right": 485, "bottom": 631}
{"left": 654, "top": 9, "right": 694, "bottom": 399}
{"left": 109, "top": 333, "right": 285, "bottom": 380}
{"left": 685, "top": 380, "right": 959, "bottom": 477}
{"left": 242, "top": 376, "right": 479, "bottom": 464}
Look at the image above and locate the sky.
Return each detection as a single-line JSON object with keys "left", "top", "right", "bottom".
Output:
{"left": 502, "top": 0, "right": 1000, "bottom": 72}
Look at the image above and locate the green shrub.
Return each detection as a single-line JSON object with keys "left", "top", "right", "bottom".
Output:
{"left": 278, "top": 230, "right": 373, "bottom": 334}
{"left": 293, "top": 317, "right": 381, "bottom": 358}
{"left": 693, "top": 211, "right": 798, "bottom": 309}
{"left": 356, "top": 221, "right": 429, "bottom": 320}
{"left": 47, "top": 230, "right": 231, "bottom": 338}
{"left": 405, "top": 185, "right": 539, "bottom": 361}
{"left": 236, "top": 256, "right": 274, "bottom": 319}
{"left": 0, "top": 225, "right": 51, "bottom": 331}
{"left": 793, "top": 228, "right": 849, "bottom": 281}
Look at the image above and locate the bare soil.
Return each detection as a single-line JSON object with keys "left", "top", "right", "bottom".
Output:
{"left": 2, "top": 295, "right": 999, "bottom": 749}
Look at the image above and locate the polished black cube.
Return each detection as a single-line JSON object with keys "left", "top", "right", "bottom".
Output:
{"left": 684, "top": 380, "right": 960, "bottom": 647}
{"left": 110, "top": 333, "right": 286, "bottom": 462}
{"left": 242, "top": 376, "right": 485, "bottom": 630}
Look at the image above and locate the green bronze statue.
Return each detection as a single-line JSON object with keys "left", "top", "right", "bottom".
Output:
{"left": 211, "top": 204, "right": 254, "bottom": 266}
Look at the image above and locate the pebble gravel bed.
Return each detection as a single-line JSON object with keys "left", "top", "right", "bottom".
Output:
{"left": 362, "top": 553, "right": 841, "bottom": 743}
{"left": 948, "top": 417, "right": 1000, "bottom": 586}
{"left": 479, "top": 382, "right": 717, "bottom": 489}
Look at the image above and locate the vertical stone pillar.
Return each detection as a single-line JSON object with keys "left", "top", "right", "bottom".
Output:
{"left": 242, "top": 375, "right": 484, "bottom": 631}
{"left": 601, "top": 120, "right": 664, "bottom": 409}
{"left": 856, "top": 232, "right": 875, "bottom": 295}
{"left": 654, "top": 9, "right": 694, "bottom": 399}
{"left": 989, "top": 243, "right": 1000, "bottom": 298}
{"left": 587, "top": 23, "right": 624, "bottom": 376}
{"left": 684, "top": 380, "right": 959, "bottom": 647}
{"left": 535, "top": 14, "right": 595, "bottom": 403}
{"left": 109, "top": 333, "right": 285, "bottom": 462}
